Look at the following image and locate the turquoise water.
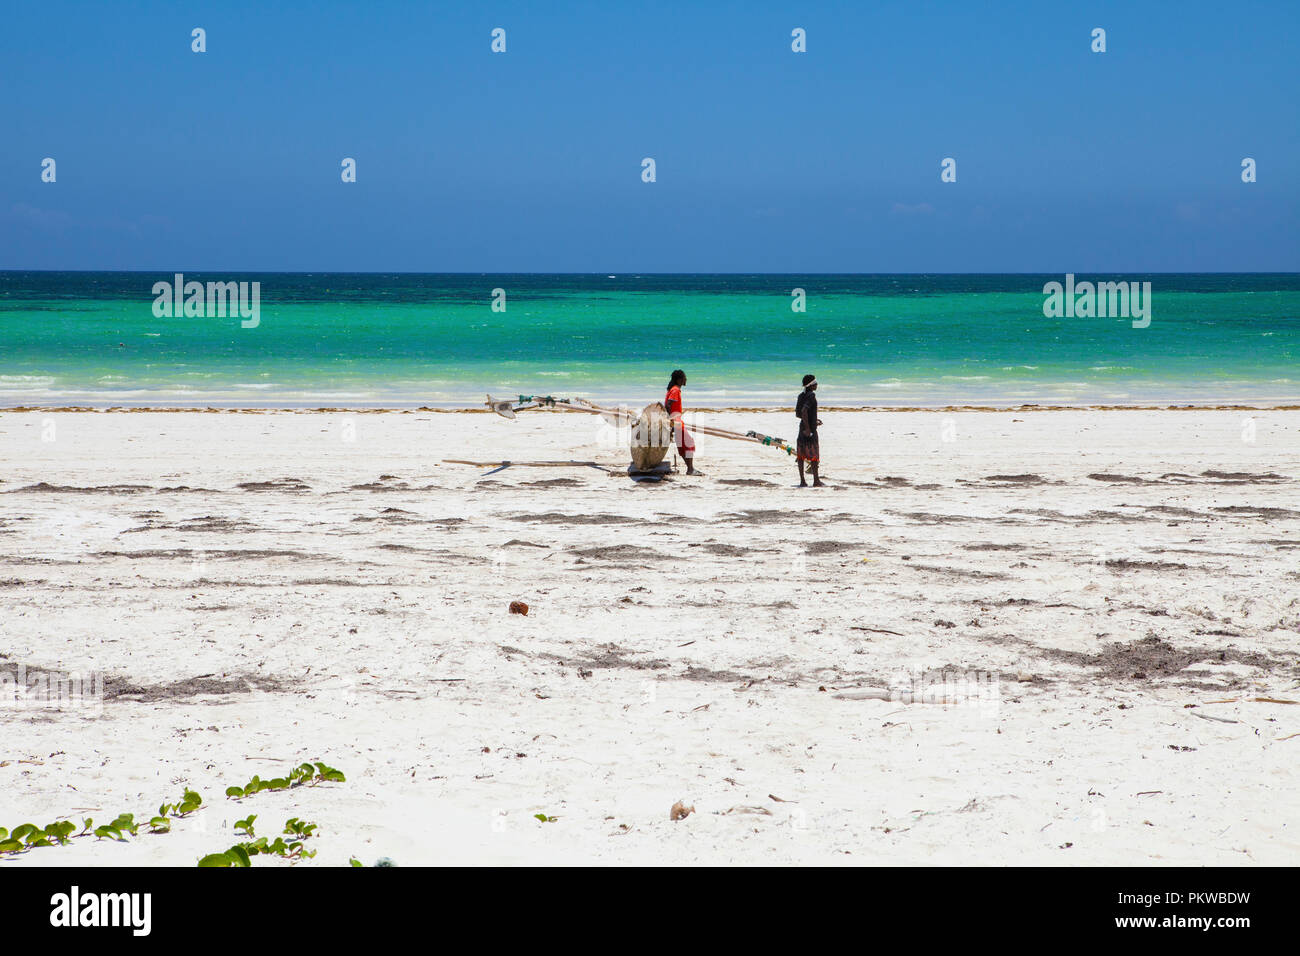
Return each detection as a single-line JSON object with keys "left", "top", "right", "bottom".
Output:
{"left": 2, "top": 273, "right": 1297, "bottom": 406}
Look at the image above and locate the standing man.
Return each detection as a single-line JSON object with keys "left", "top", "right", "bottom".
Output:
{"left": 795, "top": 374, "right": 822, "bottom": 487}
{"left": 665, "top": 369, "right": 699, "bottom": 475}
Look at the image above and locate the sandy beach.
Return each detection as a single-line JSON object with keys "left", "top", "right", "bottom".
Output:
{"left": 1, "top": 406, "right": 1297, "bottom": 866}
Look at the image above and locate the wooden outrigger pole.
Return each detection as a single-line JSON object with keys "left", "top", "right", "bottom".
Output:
{"left": 485, "top": 394, "right": 798, "bottom": 460}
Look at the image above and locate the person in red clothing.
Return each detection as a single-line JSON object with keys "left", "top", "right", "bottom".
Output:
{"left": 665, "top": 369, "right": 699, "bottom": 475}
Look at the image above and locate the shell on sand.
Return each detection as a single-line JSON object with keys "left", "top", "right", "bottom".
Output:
{"left": 630, "top": 402, "right": 673, "bottom": 471}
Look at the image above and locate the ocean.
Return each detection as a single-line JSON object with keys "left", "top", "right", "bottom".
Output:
{"left": 1, "top": 272, "right": 1297, "bottom": 407}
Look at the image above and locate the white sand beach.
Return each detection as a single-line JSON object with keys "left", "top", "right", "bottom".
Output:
{"left": 1, "top": 407, "right": 1297, "bottom": 866}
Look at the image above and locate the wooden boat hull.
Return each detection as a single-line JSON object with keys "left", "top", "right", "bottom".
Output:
{"left": 630, "top": 402, "right": 672, "bottom": 471}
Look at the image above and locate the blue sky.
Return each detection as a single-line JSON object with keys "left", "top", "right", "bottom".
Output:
{"left": 1, "top": 0, "right": 1296, "bottom": 272}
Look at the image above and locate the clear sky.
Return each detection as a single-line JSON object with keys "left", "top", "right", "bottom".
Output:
{"left": 1, "top": 0, "right": 1296, "bottom": 272}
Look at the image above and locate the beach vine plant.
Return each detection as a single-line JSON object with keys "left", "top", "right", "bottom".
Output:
{"left": 0, "top": 787, "right": 202, "bottom": 855}
{"left": 197, "top": 817, "right": 321, "bottom": 867}
{"left": 0, "top": 761, "right": 344, "bottom": 861}
{"left": 224, "top": 761, "right": 344, "bottom": 800}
